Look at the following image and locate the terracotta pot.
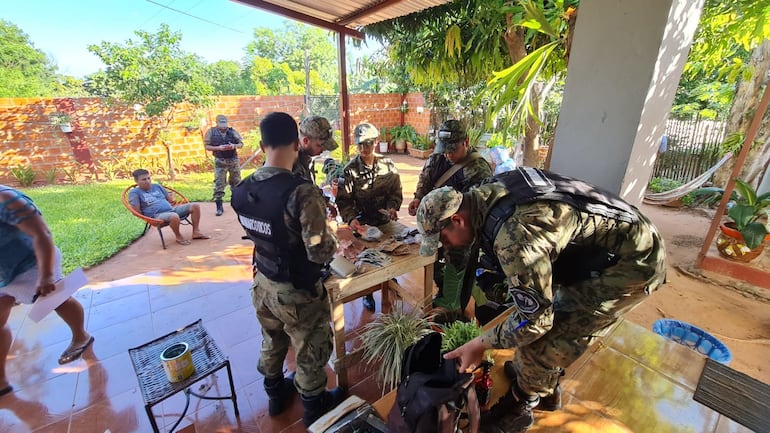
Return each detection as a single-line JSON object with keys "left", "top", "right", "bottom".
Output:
{"left": 715, "top": 222, "right": 770, "bottom": 262}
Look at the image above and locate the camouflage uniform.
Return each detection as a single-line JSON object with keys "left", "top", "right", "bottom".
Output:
{"left": 413, "top": 149, "right": 492, "bottom": 201}
{"left": 336, "top": 154, "right": 403, "bottom": 226}
{"left": 204, "top": 125, "right": 243, "bottom": 201}
{"left": 292, "top": 148, "right": 316, "bottom": 183}
{"left": 417, "top": 180, "right": 666, "bottom": 398}
{"left": 238, "top": 166, "right": 338, "bottom": 396}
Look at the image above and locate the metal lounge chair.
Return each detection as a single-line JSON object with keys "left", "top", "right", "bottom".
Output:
{"left": 121, "top": 184, "right": 191, "bottom": 249}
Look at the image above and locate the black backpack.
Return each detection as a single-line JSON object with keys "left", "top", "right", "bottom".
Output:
{"left": 387, "top": 332, "right": 480, "bottom": 433}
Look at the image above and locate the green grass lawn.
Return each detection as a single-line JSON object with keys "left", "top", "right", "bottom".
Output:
{"left": 22, "top": 172, "right": 226, "bottom": 274}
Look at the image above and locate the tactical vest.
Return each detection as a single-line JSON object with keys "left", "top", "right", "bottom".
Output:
{"left": 231, "top": 172, "right": 322, "bottom": 291}
{"left": 479, "top": 167, "right": 639, "bottom": 283}
{"left": 209, "top": 127, "right": 239, "bottom": 159}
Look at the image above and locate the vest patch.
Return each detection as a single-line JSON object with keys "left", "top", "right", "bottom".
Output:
{"left": 511, "top": 289, "right": 540, "bottom": 314}
{"left": 238, "top": 214, "right": 271, "bottom": 236}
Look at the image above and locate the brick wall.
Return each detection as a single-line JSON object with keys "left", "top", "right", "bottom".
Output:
{"left": 0, "top": 93, "right": 430, "bottom": 185}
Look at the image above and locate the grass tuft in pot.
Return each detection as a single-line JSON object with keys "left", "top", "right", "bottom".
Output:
{"left": 439, "top": 319, "right": 482, "bottom": 353}
{"left": 361, "top": 301, "right": 434, "bottom": 392}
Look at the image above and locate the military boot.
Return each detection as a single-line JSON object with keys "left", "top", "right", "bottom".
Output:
{"left": 480, "top": 377, "right": 538, "bottom": 433}
{"left": 301, "top": 387, "right": 345, "bottom": 427}
{"left": 504, "top": 361, "right": 563, "bottom": 411}
{"left": 264, "top": 372, "right": 296, "bottom": 416}
{"left": 215, "top": 199, "right": 223, "bottom": 216}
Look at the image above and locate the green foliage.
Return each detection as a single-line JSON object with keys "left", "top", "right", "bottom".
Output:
{"left": 389, "top": 124, "right": 418, "bottom": 144}
{"left": 727, "top": 179, "right": 770, "bottom": 249}
{"left": 245, "top": 22, "right": 337, "bottom": 95}
{"left": 413, "top": 134, "right": 433, "bottom": 150}
{"left": 0, "top": 20, "right": 59, "bottom": 97}
{"left": 205, "top": 60, "right": 254, "bottom": 95}
{"left": 361, "top": 302, "right": 434, "bottom": 391}
{"left": 439, "top": 319, "right": 482, "bottom": 353}
{"left": 43, "top": 168, "right": 57, "bottom": 185}
{"left": 646, "top": 177, "right": 684, "bottom": 194}
{"left": 48, "top": 112, "right": 72, "bottom": 128}
{"left": 10, "top": 165, "right": 35, "bottom": 187}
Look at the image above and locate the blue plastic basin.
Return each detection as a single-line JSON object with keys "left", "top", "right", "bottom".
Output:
{"left": 652, "top": 319, "right": 732, "bottom": 364}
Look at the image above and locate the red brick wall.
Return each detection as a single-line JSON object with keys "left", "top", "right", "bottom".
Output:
{"left": 0, "top": 93, "right": 425, "bottom": 184}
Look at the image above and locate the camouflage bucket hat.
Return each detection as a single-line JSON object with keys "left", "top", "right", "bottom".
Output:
{"left": 300, "top": 115, "right": 338, "bottom": 151}
{"left": 416, "top": 186, "right": 463, "bottom": 256}
{"left": 353, "top": 123, "right": 379, "bottom": 145}
{"left": 434, "top": 119, "right": 466, "bottom": 154}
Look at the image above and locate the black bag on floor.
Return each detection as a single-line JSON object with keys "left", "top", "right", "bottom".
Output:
{"left": 387, "top": 332, "right": 480, "bottom": 433}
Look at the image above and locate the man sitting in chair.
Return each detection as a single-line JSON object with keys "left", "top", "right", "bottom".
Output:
{"left": 128, "top": 169, "right": 210, "bottom": 246}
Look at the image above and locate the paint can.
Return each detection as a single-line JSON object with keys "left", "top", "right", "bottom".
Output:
{"left": 160, "top": 342, "right": 195, "bottom": 383}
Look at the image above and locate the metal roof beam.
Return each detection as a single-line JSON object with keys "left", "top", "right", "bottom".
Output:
{"left": 231, "top": 0, "right": 365, "bottom": 39}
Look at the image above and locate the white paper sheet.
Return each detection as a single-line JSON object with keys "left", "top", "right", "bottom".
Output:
{"left": 28, "top": 268, "right": 88, "bottom": 323}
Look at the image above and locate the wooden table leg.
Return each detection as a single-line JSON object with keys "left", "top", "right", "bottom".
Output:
{"left": 330, "top": 298, "right": 349, "bottom": 389}
{"left": 423, "top": 262, "right": 434, "bottom": 310}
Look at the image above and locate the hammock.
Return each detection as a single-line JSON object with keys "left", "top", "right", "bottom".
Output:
{"left": 643, "top": 152, "right": 733, "bottom": 205}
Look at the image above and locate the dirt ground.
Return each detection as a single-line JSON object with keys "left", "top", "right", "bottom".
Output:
{"left": 85, "top": 156, "right": 770, "bottom": 385}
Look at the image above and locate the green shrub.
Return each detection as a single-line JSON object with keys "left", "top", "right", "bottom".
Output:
{"left": 44, "top": 168, "right": 58, "bottom": 185}
{"left": 647, "top": 177, "right": 683, "bottom": 193}
{"left": 10, "top": 165, "right": 36, "bottom": 187}
{"left": 439, "top": 319, "right": 482, "bottom": 353}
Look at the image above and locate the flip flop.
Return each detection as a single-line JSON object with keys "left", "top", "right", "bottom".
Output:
{"left": 176, "top": 239, "right": 191, "bottom": 246}
{"left": 0, "top": 385, "right": 13, "bottom": 397}
{"left": 192, "top": 234, "right": 211, "bottom": 240}
{"left": 58, "top": 336, "right": 95, "bottom": 365}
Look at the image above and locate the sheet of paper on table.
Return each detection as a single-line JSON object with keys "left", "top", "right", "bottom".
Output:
{"left": 28, "top": 268, "right": 88, "bottom": 323}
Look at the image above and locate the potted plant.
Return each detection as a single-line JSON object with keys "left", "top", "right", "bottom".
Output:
{"left": 361, "top": 301, "right": 434, "bottom": 392}
{"left": 390, "top": 124, "right": 418, "bottom": 153}
{"left": 49, "top": 112, "right": 73, "bottom": 133}
{"left": 715, "top": 179, "right": 770, "bottom": 262}
{"left": 408, "top": 134, "right": 434, "bottom": 159}
{"left": 378, "top": 126, "right": 390, "bottom": 153}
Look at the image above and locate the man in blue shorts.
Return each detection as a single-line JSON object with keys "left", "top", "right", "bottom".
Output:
{"left": 129, "top": 169, "right": 210, "bottom": 245}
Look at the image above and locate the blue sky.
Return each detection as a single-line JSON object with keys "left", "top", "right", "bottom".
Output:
{"left": 2, "top": 0, "right": 380, "bottom": 78}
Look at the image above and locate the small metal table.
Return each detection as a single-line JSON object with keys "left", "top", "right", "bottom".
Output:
{"left": 128, "top": 319, "right": 239, "bottom": 433}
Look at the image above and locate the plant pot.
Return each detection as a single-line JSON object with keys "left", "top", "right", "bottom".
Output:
{"left": 716, "top": 222, "right": 770, "bottom": 262}
{"left": 378, "top": 141, "right": 389, "bottom": 153}
{"left": 394, "top": 139, "right": 407, "bottom": 152}
{"left": 408, "top": 147, "right": 432, "bottom": 159}
{"left": 59, "top": 124, "right": 73, "bottom": 133}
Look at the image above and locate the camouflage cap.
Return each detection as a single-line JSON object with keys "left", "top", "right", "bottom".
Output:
{"left": 416, "top": 186, "right": 463, "bottom": 256}
{"left": 434, "top": 119, "right": 466, "bottom": 154}
{"left": 300, "top": 115, "right": 338, "bottom": 151}
{"left": 354, "top": 123, "right": 379, "bottom": 145}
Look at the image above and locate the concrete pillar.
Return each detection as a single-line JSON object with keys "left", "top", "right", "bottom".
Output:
{"left": 550, "top": 0, "right": 704, "bottom": 205}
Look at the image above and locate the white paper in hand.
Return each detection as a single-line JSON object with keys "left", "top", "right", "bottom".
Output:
{"left": 28, "top": 268, "right": 88, "bottom": 323}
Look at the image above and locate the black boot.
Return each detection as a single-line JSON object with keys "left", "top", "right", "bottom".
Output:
{"left": 301, "top": 387, "right": 345, "bottom": 427}
{"left": 504, "top": 361, "right": 563, "bottom": 411}
{"left": 362, "top": 294, "right": 376, "bottom": 312}
{"left": 215, "top": 199, "right": 223, "bottom": 216}
{"left": 264, "top": 372, "right": 296, "bottom": 416}
{"left": 480, "top": 377, "right": 538, "bottom": 433}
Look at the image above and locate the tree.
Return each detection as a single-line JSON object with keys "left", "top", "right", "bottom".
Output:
{"left": 87, "top": 23, "right": 213, "bottom": 179}
{"left": 244, "top": 21, "right": 337, "bottom": 95}
{"left": 205, "top": 60, "right": 254, "bottom": 95}
{"left": 0, "top": 20, "right": 59, "bottom": 97}
{"left": 686, "top": 0, "right": 770, "bottom": 188}
{"left": 365, "top": 0, "right": 577, "bottom": 166}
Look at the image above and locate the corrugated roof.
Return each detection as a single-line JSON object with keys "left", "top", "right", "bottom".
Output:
{"left": 232, "top": 0, "right": 449, "bottom": 38}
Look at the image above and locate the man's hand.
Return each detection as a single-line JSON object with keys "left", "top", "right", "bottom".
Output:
{"left": 443, "top": 336, "right": 488, "bottom": 372}
{"left": 34, "top": 274, "right": 57, "bottom": 299}
{"left": 408, "top": 198, "right": 421, "bottom": 216}
{"left": 388, "top": 208, "right": 398, "bottom": 221}
{"left": 350, "top": 219, "right": 364, "bottom": 233}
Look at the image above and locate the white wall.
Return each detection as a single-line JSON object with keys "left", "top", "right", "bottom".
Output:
{"left": 550, "top": 0, "right": 704, "bottom": 205}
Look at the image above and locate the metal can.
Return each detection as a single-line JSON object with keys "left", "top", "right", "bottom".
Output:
{"left": 160, "top": 342, "right": 195, "bottom": 383}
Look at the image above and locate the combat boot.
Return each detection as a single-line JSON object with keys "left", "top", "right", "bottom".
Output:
{"left": 504, "top": 361, "right": 563, "bottom": 411}
{"left": 264, "top": 372, "right": 296, "bottom": 416}
{"left": 480, "top": 377, "right": 538, "bottom": 433}
{"left": 301, "top": 387, "right": 345, "bottom": 427}
{"left": 215, "top": 199, "right": 223, "bottom": 216}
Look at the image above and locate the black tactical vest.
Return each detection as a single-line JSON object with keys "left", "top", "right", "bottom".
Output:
{"left": 231, "top": 171, "right": 322, "bottom": 291}
{"left": 209, "top": 127, "right": 239, "bottom": 159}
{"left": 479, "top": 167, "right": 639, "bottom": 284}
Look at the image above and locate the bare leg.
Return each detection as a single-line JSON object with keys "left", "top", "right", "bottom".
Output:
{"left": 190, "top": 204, "right": 208, "bottom": 238}
{"left": 167, "top": 214, "right": 185, "bottom": 242}
{"left": 54, "top": 297, "right": 91, "bottom": 351}
{"left": 0, "top": 296, "right": 16, "bottom": 390}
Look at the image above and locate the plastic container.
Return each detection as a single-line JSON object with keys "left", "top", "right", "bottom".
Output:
{"left": 652, "top": 319, "right": 732, "bottom": 364}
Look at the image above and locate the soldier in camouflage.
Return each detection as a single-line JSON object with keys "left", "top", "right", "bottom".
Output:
{"left": 204, "top": 115, "right": 243, "bottom": 216}
{"left": 231, "top": 112, "right": 343, "bottom": 427}
{"left": 294, "top": 115, "right": 338, "bottom": 183}
{"left": 417, "top": 170, "right": 666, "bottom": 433}
{"left": 335, "top": 122, "right": 403, "bottom": 311}
{"left": 407, "top": 119, "right": 492, "bottom": 313}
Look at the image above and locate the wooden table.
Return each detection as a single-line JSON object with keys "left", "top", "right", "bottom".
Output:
{"left": 324, "top": 225, "right": 436, "bottom": 389}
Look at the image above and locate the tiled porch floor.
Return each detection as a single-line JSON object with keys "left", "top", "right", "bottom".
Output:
{"left": 0, "top": 243, "right": 756, "bottom": 432}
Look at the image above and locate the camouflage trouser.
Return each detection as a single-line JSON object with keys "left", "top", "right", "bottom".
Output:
{"left": 512, "top": 214, "right": 667, "bottom": 397}
{"left": 251, "top": 272, "right": 333, "bottom": 397}
{"left": 213, "top": 158, "right": 241, "bottom": 201}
